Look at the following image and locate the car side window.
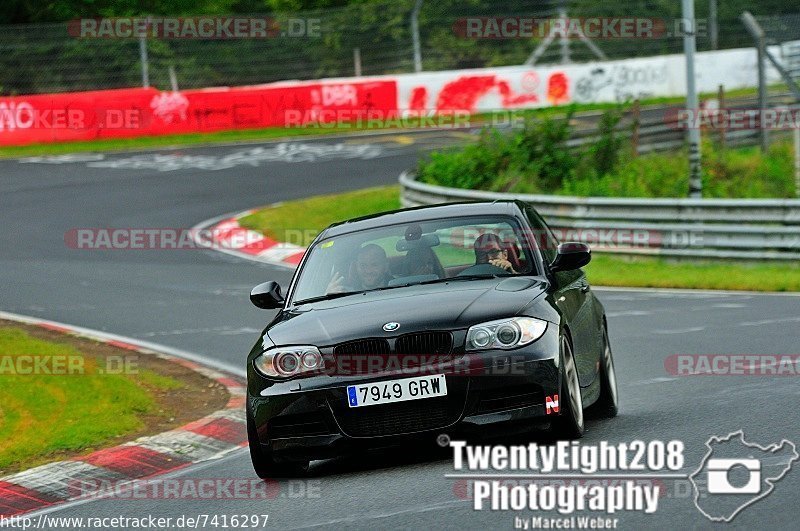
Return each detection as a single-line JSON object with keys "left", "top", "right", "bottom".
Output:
{"left": 524, "top": 205, "right": 559, "bottom": 264}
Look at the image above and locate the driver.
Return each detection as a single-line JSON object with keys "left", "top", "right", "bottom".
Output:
{"left": 474, "top": 233, "right": 517, "bottom": 273}
{"left": 327, "top": 244, "right": 393, "bottom": 293}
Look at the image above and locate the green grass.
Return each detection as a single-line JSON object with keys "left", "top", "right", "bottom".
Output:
{"left": 0, "top": 327, "right": 183, "bottom": 471}
{"left": 0, "top": 84, "right": 780, "bottom": 159}
{"left": 239, "top": 186, "right": 800, "bottom": 292}
{"left": 0, "top": 125, "right": 350, "bottom": 159}
{"left": 584, "top": 255, "right": 800, "bottom": 292}
{"left": 137, "top": 369, "right": 186, "bottom": 391}
{"left": 557, "top": 140, "right": 796, "bottom": 198}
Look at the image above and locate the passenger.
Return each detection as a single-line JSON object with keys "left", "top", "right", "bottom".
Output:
{"left": 327, "top": 244, "right": 393, "bottom": 293}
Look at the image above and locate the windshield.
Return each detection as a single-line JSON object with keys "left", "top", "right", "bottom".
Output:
{"left": 289, "top": 215, "right": 535, "bottom": 304}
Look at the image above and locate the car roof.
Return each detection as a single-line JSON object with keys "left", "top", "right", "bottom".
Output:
{"left": 318, "top": 200, "right": 525, "bottom": 239}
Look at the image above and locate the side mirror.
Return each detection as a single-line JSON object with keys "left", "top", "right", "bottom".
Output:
{"left": 549, "top": 242, "right": 591, "bottom": 273}
{"left": 250, "top": 281, "right": 285, "bottom": 309}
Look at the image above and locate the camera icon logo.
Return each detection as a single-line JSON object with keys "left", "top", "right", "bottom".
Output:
{"left": 706, "top": 458, "right": 761, "bottom": 494}
{"left": 689, "top": 431, "right": 798, "bottom": 522}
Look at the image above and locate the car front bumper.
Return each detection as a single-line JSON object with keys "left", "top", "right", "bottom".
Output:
{"left": 247, "top": 327, "right": 561, "bottom": 462}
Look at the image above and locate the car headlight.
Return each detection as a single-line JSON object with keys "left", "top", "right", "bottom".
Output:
{"left": 254, "top": 346, "right": 324, "bottom": 378}
{"left": 466, "top": 317, "right": 547, "bottom": 351}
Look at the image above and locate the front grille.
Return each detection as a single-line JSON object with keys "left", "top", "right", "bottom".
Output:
{"left": 268, "top": 411, "right": 334, "bottom": 439}
{"left": 395, "top": 331, "right": 453, "bottom": 356}
{"left": 333, "top": 338, "right": 391, "bottom": 357}
{"left": 334, "top": 396, "right": 458, "bottom": 437}
{"left": 331, "top": 338, "right": 391, "bottom": 375}
{"left": 331, "top": 333, "right": 455, "bottom": 375}
{"left": 393, "top": 331, "right": 455, "bottom": 370}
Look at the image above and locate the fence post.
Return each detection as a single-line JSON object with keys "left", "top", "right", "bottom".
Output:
{"left": 717, "top": 84, "right": 725, "bottom": 148}
{"left": 740, "top": 12, "right": 768, "bottom": 152}
{"left": 411, "top": 0, "right": 423, "bottom": 72}
{"left": 682, "top": 0, "right": 702, "bottom": 198}
{"left": 709, "top": 0, "right": 718, "bottom": 50}
{"left": 353, "top": 48, "right": 362, "bottom": 77}
{"left": 794, "top": 126, "right": 800, "bottom": 198}
{"left": 631, "top": 99, "right": 640, "bottom": 157}
{"left": 558, "top": 5, "right": 571, "bottom": 64}
{"left": 168, "top": 66, "right": 179, "bottom": 92}
{"left": 139, "top": 34, "right": 150, "bottom": 88}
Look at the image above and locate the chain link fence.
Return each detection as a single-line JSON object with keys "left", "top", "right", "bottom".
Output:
{"left": 1, "top": 1, "right": 798, "bottom": 96}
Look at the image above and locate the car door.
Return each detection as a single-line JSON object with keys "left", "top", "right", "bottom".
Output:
{"left": 523, "top": 205, "right": 600, "bottom": 387}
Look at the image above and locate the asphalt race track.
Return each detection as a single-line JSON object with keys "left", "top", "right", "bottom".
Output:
{"left": 1, "top": 133, "right": 799, "bottom": 530}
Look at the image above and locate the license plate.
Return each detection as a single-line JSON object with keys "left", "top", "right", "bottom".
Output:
{"left": 347, "top": 374, "right": 447, "bottom": 408}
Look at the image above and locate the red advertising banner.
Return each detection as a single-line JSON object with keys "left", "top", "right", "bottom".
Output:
{"left": 0, "top": 81, "right": 397, "bottom": 146}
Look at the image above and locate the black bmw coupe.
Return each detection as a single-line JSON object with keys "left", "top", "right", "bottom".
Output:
{"left": 246, "top": 201, "right": 618, "bottom": 477}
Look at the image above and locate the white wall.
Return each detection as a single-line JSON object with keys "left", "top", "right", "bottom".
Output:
{"left": 390, "top": 46, "right": 784, "bottom": 113}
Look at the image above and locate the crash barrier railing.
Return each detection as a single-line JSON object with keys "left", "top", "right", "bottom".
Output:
{"left": 399, "top": 171, "right": 800, "bottom": 261}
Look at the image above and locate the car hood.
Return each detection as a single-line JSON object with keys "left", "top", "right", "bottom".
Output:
{"left": 266, "top": 277, "right": 548, "bottom": 347}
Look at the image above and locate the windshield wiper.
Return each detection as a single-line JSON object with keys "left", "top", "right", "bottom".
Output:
{"left": 418, "top": 273, "right": 514, "bottom": 285}
{"left": 292, "top": 291, "right": 363, "bottom": 305}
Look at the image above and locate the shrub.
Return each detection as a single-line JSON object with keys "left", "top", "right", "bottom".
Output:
{"left": 418, "top": 106, "right": 796, "bottom": 199}
{"left": 418, "top": 111, "right": 577, "bottom": 193}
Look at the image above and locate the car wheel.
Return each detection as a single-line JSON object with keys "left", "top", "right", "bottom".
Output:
{"left": 551, "top": 335, "right": 584, "bottom": 439}
{"left": 247, "top": 408, "right": 309, "bottom": 479}
{"left": 592, "top": 323, "right": 619, "bottom": 418}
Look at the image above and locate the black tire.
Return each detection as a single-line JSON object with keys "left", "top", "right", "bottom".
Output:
{"left": 247, "top": 409, "right": 309, "bottom": 479}
{"left": 550, "top": 335, "right": 584, "bottom": 439}
{"left": 592, "top": 323, "right": 619, "bottom": 418}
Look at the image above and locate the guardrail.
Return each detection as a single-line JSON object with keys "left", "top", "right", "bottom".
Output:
{"left": 399, "top": 171, "right": 800, "bottom": 261}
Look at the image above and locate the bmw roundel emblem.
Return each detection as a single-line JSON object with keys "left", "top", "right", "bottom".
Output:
{"left": 383, "top": 322, "right": 400, "bottom": 332}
